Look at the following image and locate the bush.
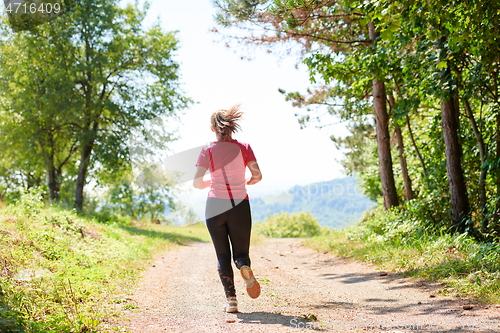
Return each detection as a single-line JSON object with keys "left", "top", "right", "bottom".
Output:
{"left": 351, "top": 195, "right": 453, "bottom": 245}
{"left": 253, "top": 211, "right": 321, "bottom": 238}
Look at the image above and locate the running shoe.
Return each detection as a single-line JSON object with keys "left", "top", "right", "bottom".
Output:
{"left": 224, "top": 297, "right": 238, "bottom": 313}
{"left": 240, "top": 266, "right": 261, "bottom": 299}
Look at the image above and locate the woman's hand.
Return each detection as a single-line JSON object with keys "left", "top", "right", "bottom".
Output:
{"left": 246, "top": 176, "right": 260, "bottom": 185}
{"left": 193, "top": 166, "right": 210, "bottom": 189}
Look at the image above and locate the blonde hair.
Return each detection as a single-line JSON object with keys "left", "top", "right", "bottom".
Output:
{"left": 211, "top": 104, "right": 243, "bottom": 141}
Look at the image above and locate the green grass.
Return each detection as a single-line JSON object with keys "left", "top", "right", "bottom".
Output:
{"left": 253, "top": 211, "right": 323, "bottom": 238}
{"left": 0, "top": 191, "right": 211, "bottom": 332}
{"left": 304, "top": 207, "right": 500, "bottom": 303}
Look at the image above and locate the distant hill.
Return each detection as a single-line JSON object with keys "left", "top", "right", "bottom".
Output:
{"left": 249, "top": 177, "right": 375, "bottom": 228}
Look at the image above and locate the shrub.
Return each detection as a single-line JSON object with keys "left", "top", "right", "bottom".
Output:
{"left": 253, "top": 211, "right": 321, "bottom": 238}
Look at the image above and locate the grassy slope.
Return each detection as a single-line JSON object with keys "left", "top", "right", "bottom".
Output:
{"left": 0, "top": 193, "right": 211, "bottom": 333}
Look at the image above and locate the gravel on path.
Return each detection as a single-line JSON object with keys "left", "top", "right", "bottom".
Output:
{"left": 119, "top": 238, "right": 500, "bottom": 333}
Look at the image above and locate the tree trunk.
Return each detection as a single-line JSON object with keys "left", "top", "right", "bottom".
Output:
{"left": 389, "top": 94, "right": 414, "bottom": 201}
{"left": 394, "top": 124, "right": 414, "bottom": 201}
{"left": 368, "top": 22, "right": 399, "bottom": 209}
{"left": 463, "top": 97, "right": 488, "bottom": 231}
{"left": 39, "top": 137, "right": 60, "bottom": 201}
{"left": 75, "top": 142, "right": 93, "bottom": 212}
{"left": 75, "top": 122, "right": 97, "bottom": 212}
{"left": 388, "top": 94, "right": 414, "bottom": 201}
{"left": 26, "top": 171, "right": 42, "bottom": 189}
{"left": 435, "top": 34, "right": 471, "bottom": 234}
{"left": 406, "top": 116, "right": 428, "bottom": 181}
{"left": 441, "top": 95, "right": 470, "bottom": 233}
{"left": 46, "top": 160, "right": 60, "bottom": 201}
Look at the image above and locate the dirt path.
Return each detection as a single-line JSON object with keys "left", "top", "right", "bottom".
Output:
{"left": 119, "top": 238, "right": 499, "bottom": 332}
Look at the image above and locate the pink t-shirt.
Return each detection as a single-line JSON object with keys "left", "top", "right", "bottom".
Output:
{"left": 196, "top": 140, "right": 256, "bottom": 200}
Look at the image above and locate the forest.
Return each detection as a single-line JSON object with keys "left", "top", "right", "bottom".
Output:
{"left": 213, "top": 0, "right": 500, "bottom": 239}
{"left": 0, "top": 0, "right": 191, "bottom": 218}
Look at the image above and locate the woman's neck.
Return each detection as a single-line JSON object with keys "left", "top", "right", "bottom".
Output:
{"left": 216, "top": 134, "right": 233, "bottom": 141}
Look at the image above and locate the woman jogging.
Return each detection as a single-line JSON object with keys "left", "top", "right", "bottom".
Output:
{"left": 193, "top": 104, "right": 262, "bottom": 313}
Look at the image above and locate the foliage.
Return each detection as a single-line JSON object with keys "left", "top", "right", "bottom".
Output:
{"left": 212, "top": 0, "right": 500, "bottom": 237}
{"left": 0, "top": 192, "right": 209, "bottom": 332}
{"left": 0, "top": 0, "right": 191, "bottom": 212}
{"left": 253, "top": 211, "right": 322, "bottom": 238}
{"left": 91, "top": 164, "right": 178, "bottom": 222}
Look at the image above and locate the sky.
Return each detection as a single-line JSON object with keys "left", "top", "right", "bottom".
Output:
{"left": 133, "top": 0, "right": 349, "bottom": 202}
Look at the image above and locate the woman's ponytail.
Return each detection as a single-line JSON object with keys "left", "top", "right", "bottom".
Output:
{"left": 211, "top": 104, "right": 243, "bottom": 141}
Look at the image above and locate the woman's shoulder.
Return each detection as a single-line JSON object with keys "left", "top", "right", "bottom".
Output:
{"left": 232, "top": 139, "right": 251, "bottom": 148}
{"left": 232, "top": 140, "right": 254, "bottom": 153}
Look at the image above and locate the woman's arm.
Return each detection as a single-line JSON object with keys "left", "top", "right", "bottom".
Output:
{"left": 193, "top": 166, "right": 210, "bottom": 189}
{"left": 246, "top": 161, "right": 262, "bottom": 185}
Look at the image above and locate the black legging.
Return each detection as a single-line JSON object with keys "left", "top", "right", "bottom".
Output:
{"left": 205, "top": 197, "right": 252, "bottom": 298}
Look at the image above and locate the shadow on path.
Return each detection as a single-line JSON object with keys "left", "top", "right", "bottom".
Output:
{"left": 310, "top": 298, "right": 465, "bottom": 315}
{"left": 300, "top": 255, "right": 500, "bottom": 331}
{"left": 116, "top": 225, "right": 207, "bottom": 246}
{"left": 321, "top": 271, "right": 384, "bottom": 284}
{"left": 319, "top": 269, "right": 442, "bottom": 292}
